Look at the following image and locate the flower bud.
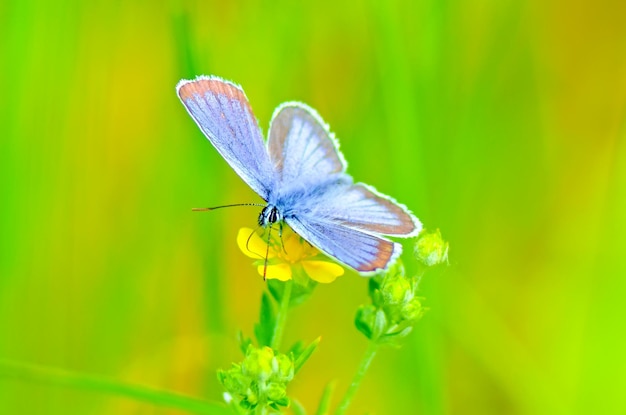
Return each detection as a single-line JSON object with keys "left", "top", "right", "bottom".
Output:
{"left": 414, "top": 229, "right": 448, "bottom": 267}
{"left": 401, "top": 297, "right": 423, "bottom": 321}
{"left": 245, "top": 387, "right": 259, "bottom": 406}
{"left": 266, "top": 382, "right": 287, "bottom": 402}
{"left": 381, "top": 274, "right": 412, "bottom": 306}
{"left": 274, "top": 353, "right": 295, "bottom": 381}
{"left": 218, "top": 345, "right": 295, "bottom": 411}
{"left": 355, "top": 258, "right": 429, "bottom": 346}
{"left": 242, "top": 346, "right": 274, "bottom": 380}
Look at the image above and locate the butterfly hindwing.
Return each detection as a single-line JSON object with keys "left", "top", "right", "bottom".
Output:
{"left": 286, "top": 214, "right": 401, "bottom": 274}
{"left": 177, "top": 76, "right": 276, "bottom": 200}
{"left": 308, "top": 182, "right": 421, "bottom": 237}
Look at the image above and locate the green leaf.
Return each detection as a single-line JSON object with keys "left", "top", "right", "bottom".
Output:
{"left": 276, "top": 396, "right": 290, "bottom": 407}
{"left": 367, "top": 277, "right": 382, "bottom": 299}
{"left": 291, "top": 398, "right": 308, "bottom": 415}
{"left": 378, "top": 326, "right": 413, "bottom": 348}
{"left": 388, "top": 326, "right": 413, "bottom": 339}
{"left": 354, "top": 305, "right": 375, "bottom": 339}
{"left": 0, "top": 359, "right": 230, "bottom": 414}
{"left": 371, "top": 309, "right": 388, "bottom": 340}
{"left": 287, "top": 340, "right": 305, "bottom": 357}
{"left": 216, "top": 370, "right": 226, "bottom": 385}
{"left": 315, "top": 380, "right": 337, "bottom": 415}
{"left": 237, "top": 330, "right": 253, "bottom": 355}
{"left": 254, "top": 291, "right": 276, "bottom": 347}
{"left": 294, "top": 337, "right": 321, "bottom": 374}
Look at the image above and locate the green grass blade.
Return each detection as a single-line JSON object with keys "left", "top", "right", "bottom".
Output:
{"left": 315, "top": 380, "right": 337, "bottom": 415}
{"left": 0, "top": 359, "right": 230, "bottom": 415}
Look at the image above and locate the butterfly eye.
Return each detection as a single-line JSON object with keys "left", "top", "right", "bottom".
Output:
{"left": 258, "top": 208, "right": 268, "bottom": 226}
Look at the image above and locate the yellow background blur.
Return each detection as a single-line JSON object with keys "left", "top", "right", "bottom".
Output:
{"left": 1, "top": 1, "right": 625, "bottom": 414}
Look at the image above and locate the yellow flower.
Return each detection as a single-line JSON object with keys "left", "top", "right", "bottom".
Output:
{"left": 237, "top": 226, "right": 344, "bottom": 283}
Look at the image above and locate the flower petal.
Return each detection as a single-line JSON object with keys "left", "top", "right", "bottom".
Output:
{"left": 281, "top": 232, "right": 306, "bottom": 262}
{"left": 237, "top": 228, "right": 276, "bottom": 259}
{"left": 257, "top": 263, "right": 292, "bottom": 281}
{"left": 302, "top": 260, "right": 344, "bottom": 283}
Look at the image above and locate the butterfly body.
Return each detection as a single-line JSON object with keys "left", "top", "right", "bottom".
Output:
{"left": 258, "top": 205, "right": 282, "bottom": 227}
{"left": 177, "top": 76, "right": 421, "bottom": 275}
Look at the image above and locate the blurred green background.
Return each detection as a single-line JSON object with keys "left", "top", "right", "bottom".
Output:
{"left": 1, "top": 0, "right": 625, "bottom": 414}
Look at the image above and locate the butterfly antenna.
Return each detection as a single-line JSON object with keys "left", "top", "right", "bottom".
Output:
{"left": 192, "top": 203, "right": 264, "bottom": 211}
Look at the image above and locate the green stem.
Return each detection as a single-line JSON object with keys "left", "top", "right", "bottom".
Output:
{"left": 334, "top": 342, "right": 379, "bottom": 415}
{"left": 270, "top": 280, "right": 293, "bottom": 350}
{"left": 0, "top": 359, "right": 229, "bottom": 415}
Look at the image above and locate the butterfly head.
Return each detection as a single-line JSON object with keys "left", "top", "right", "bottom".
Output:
{"left": 258, "top": 205, "right": 282, "bottom": 227}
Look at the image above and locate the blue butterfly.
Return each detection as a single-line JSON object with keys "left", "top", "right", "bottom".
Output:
{"left": 177, "top": 76, "right": 421, "bottom": 275}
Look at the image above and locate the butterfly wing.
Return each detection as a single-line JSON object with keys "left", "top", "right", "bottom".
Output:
{"left": 267, "top": 103, "right": 346, "bottom": 188}
{"left": 309, "top": 182, "right": 422, "bottom": 237}
{"left": 286, "top": 214, "right": 401, "bottom": 274}
{"left": 268, "top": 103, "right": 421, "bottom": 237}
{"left": 282, "top": 178, "right": 420, "bottom": 273}
{"left": 177, "top": 76, "right": 276, "bottom": 199}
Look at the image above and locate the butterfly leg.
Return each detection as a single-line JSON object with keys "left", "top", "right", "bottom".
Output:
{"left": 278, "top": 221, "right": 289, "bottom": 256}
{"left": 262, "top": 224, "right": 274, "bottom": 281}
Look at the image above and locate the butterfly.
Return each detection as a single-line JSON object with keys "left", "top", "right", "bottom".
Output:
{"left": 177, "top": 75, "right": 421, "bottom": 275}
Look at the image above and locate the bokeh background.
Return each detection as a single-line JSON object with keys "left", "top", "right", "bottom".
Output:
{"left": 1, "top": 0, "right": 626, "bottom": 414}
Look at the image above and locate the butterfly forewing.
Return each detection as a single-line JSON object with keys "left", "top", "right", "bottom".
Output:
{"left": 268, "top": 103, "right": 346, "bottom": 187}
{"left": 177, "top": 76, "right": 276, "bottom": 199}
